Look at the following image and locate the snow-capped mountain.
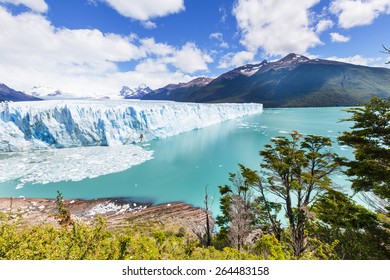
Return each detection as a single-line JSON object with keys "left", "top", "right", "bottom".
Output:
{"left": 29, "top": 86, "right": 64, "bottom": 97}
{"left": 27, "top": 85, "right": 84, "bottom": 100}
{"left": 218, "top": 60, "right": 269, "bottom": 80}
{"left": 141, "top": 53, "right": 390, "bottom": 107}
{"left": 120, "top": 84, "right": 153, "bottom": 99}
{"left": 0, "top": 100, "right": 263, "bottom": 152}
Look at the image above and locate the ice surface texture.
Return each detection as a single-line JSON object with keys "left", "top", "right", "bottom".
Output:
{"left": 0, "top": 145, "right": 153, "bottom": 188}
{"left": 0, "top": 100, "right": 263, "bottom": 152}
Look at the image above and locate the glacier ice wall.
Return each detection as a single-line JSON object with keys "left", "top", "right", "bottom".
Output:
{"left": 0, "top": 100, "right": 263, "bottom": 152}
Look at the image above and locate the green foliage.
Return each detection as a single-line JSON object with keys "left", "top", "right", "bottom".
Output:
{"left": 310, "top": 189, "right": 390, "bottom": 259}
{"left": 252, "top": 234, "right": 287, "bottom": 260}
{"left": 216, "top": 165, "right": 259, "bottom": 251}
{"left": 338, "top": 97, "right": 390, "bottom": 212}
{"left": 53, "top": 191, "right": 74, "bottom": 227}
{"left": 259, "top": 130, "right": 341, "bottom": 257}
{"left": 190, "top": 246, "right": 257, "bottom": 260}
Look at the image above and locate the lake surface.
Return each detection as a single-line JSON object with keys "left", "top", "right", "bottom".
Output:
{"left": 0, "top": 107, "right": 354, "bottom": 217}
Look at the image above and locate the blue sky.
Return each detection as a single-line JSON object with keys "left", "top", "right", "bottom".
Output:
{"left": 0, "top": 0, "right": 389, "bottom": 96}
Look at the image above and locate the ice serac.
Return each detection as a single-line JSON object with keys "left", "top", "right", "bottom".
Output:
{"left": 0, "top": 100, "right": 263, "bottom": 152}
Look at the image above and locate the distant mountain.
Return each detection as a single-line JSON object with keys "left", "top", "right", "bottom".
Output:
{"left": 120, "top": 84, "right": 153, "bottom": 99}
{"left": 142, "top": 77, "right": 213, "bottom": 101}
{"left": 142, "top": 54, "right": 390, "bottom": 107}
{"left": 0, "top": 83, "right": 41, "bottom": 102}
{"left": 29, "top": 86, "right": 64, "bottom": 97}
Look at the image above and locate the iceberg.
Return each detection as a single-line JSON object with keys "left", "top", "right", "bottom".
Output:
{"left": 0, "top": 100, "right": 263, "bottom": 152}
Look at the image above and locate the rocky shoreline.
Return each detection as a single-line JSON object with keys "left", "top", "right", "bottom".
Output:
{"left": 0, "top": 197, "right": 213, "bottom": 235}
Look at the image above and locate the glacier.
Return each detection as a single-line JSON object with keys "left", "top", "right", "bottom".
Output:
{"left": 0, "top": 100, "right": 263, "bottom": 152}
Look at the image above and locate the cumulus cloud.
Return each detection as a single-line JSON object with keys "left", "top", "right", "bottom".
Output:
{"left": 327, "top": 55, "right": 379, "bottom": 66}
{"left": 316, "top": 19, "right": 334, "bottom": 33}
{"left": 141, "top": 20, "right": 157, "bottom": 29}
{"left": 103, "top": 0, "right": 185, "bottom": 21}
{"left": 0, "top": 7, "right": 210, "bottom": 95}
{"left": 330, "top": 32, "right": 350, "bottom": 42}
{"left": 330, "top": 0, "right": 390, "bottom": 28}
{"left": 233, "top": 0, "right": 322, "bottom": 57}
{"left": 0, "top": 0, "right": 48, "bottom": 13}
{"left": 218, "top": 51, "right": 255, "bottom": 69}
{"left": 169, "top": 43, "right": 213, "bottom": 73}
{"left": 140, "top": 37, "right": 175, "bottom": 57}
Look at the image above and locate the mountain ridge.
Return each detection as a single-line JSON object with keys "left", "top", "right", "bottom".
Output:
{"left": 142, "top": 53, "right": 390, "bottom": 107}
{"left": 0, "top": 83, "right": 41, "bottom": 102}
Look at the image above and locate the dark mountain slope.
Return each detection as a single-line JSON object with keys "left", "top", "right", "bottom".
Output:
{"left": 142, "top": 77, "right": 213, "bottom": 102}
{"left": 0, "top": 83, "right": 41, "bottom": 102}
{"left": 142, "top": 54, "right": 390, "bottom": 107}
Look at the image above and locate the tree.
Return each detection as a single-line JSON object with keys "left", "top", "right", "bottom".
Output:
{"left": 310, "top": 189, "right": 390, "bottom": 259}
{"left": 53, "top": 191, "right": 74, "bottom": 227}
{"left": 382, "top": 45, "right": 390, "bottom": 64}
{"left": 216, "top": 165, "right": 256, "bottom": 251}
{"left": 259, "top": 130, "right": 340, "bottom": 257}
{"left": 193, "top": 186, "right": 213, "bottom": 247}
{"left": 338, "top": 97, "right": 390, "bottom": 213}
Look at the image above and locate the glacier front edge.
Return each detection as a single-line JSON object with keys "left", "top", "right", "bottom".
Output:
{"left": 0, "top": 100, "right": 263, "bottom": 152}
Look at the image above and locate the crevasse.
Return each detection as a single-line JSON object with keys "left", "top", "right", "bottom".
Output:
{"left": 0, "top": 100, "right": 263, "bottom": 152}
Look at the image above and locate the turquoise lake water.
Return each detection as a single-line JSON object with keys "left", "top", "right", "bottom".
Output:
{"left": 0, "top": 107, "right": 354, "bottom": 217}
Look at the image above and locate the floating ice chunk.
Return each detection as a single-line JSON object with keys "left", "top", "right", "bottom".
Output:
{"left": 0, "top": 145, "right": 153, "bottom": 188}
{"left": 87, "top": 202, "right": 122, "bottom": 216}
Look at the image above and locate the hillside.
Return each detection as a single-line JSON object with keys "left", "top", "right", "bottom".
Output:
{"left": 142, "top": 54, "right": 390, "bottom": 107}
{"left": 142, "top": 77, "right": 213, "bottom": 102}
{"left": 0, "top": 83, "right": 41, "bottom": 102}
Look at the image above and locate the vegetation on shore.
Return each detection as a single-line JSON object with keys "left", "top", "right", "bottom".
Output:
{"left": 0, "top": 97, "right": 389, "bottom": 260}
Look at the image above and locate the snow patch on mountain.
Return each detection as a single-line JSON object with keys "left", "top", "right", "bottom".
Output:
{"left": 120, "top": 84, "right": 153, "bottom": 99}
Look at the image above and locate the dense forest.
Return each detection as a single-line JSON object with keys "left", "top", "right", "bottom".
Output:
{"left": 0, "top": 97, "right": 389, "bottom": 260}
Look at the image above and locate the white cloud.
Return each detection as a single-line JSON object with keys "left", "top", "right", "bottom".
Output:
{"left": 140, "top": 37, "right": 175, "bottom": 57}
{"left": 218, "top": 51, "right": 255, "bottom": 69}
{"left": 103, "top": 0, "right": 185, "bottom": 21}
{"left": 209, "top": 32, "right": 229, "bottom": 48}
{"left": 169, "top": 43, "right": 213, "bottom": 73}
{"left": 330, "top": 32, "right": 350, "bottom": 42}
{"left": 219, "top": 5, "right": 228, "bottom": 23}
{"left": 330, "top": 0, "right": 390, "bottom": 28}
{"left": 316, "top": 19, "right": 334, "bottom": 33}
{"left": 233, "top": 0, "right": 322, "bottom": 56}
{"left": 0, "top": 7, "right": 210, "bottom": 95}
{"left": 209, "top": 32, "right": 223, "bottom": 41}
{"left": 0, "top": 0, "right": 47, "bottom": 13}
{"left": 138, "top": 39, "right": 213, "bottom": 73}
{"left": 327, "top": 55, "right": 379, "bottom": 66}
{"left": 141, "top": 20, "right": 157, "bottom": 29}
